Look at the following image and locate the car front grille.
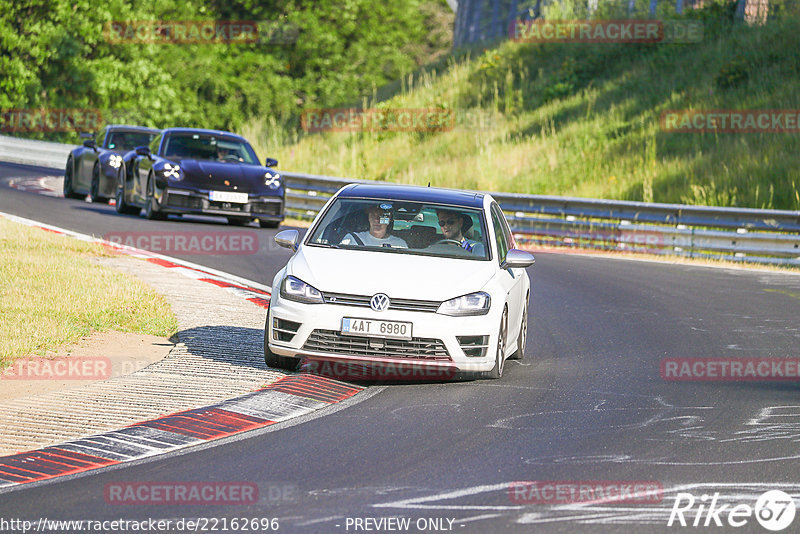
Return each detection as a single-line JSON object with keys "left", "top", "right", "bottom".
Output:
{"left": 302, "top": 329, "right": 450, "bottom": 360}
{"left": 166, "top": 194, "right": 203, "bottom": 209}
{"left": 321, "top": 292, "right": 441, "bottom": 313}
{"left": 252, "top": 201, "right": 282, "bottom": 215}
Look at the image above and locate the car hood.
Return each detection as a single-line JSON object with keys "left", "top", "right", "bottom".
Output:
{"left": 287, "top": 245, "right": 496, "bottom": 301}
{"left": 175, "top": 160, "right": 265, "bottom": 190}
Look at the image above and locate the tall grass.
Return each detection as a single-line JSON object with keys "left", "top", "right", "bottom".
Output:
{"left": 245, "top": 5, "right": 800, "bottom": 210}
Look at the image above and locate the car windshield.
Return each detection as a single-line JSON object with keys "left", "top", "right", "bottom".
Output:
{"left": 307, "top": 198, "right": 490, "bottom": 260}
{"left": 106, "top": 131, "right": 157, "bottom": 151}
{"left": 161, "top": 133, "right": 258, "bottom": 164}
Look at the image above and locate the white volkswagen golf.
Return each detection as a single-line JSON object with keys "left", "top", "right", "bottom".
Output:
{"left": 265, "top": 183, "right": 534, "bottom": 380}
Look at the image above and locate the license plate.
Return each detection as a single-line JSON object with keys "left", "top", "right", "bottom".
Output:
{"left": 341, "top": 317, "right": 412, "bottom": 340}
{"left": 209, "top": 190, "right": 248, "bottom": 203}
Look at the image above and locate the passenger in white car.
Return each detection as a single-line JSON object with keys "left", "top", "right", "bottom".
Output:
{"left": 340, "top": 205, "right": 408, "bottom": 248}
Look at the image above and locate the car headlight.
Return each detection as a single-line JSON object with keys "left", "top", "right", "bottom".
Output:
{"left": 162, "top": 163, "right": 182, "bottom": 180}
{"left": 264, "top": 171, "right": 281, "bottom": 189}
{"left": 436, "top": 291, "right": 491, "bottom": 316}
{"left": 280, "top": 275, "right": 323, "bottom": 304}
{"left": 108, "top": 154, "right": 123, "bottom": 169}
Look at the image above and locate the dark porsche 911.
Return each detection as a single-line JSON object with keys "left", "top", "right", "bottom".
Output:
{"left": 116, "top": 128, "right": 284, "bottom": 227}
{"left": 64, "top": 124, "right": 160, "bottom": 202}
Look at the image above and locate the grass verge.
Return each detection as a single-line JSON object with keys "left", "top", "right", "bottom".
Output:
{"left": 247, "top": 4, "right": 800, "bottom": 210}
{"left": 0, "top": 218, "right": 178, "bottom": 368}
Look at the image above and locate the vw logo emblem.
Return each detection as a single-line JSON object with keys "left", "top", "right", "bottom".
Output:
{"left": 370, "top": 293, "right": 390, "bottom": 312}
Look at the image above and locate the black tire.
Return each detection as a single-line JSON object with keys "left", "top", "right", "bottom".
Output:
{"left": 509, "top": 297, "right": 528, "bottom": 361}
{"left": 115, "top": 164, "right": 140, "bottom": 215}
{"left": 258, "top": 219, "right": 281, "bottom": 229}
{"left": 486, "top": 308, "right": 508, "bottom": 379}
{"left": 227, "top": 216, "right": 253, "bottom": 226}
{"left": 263, "top": 312, "right": 300, "bottom": 371}
{"left": 63, "top": 157, "right": 82, "bottom": 199}
{"left": 90, "top": 163, "right": 105, "bottom": 202}
{"left": 144, "top": 173, "right": 165, "bottom": 220}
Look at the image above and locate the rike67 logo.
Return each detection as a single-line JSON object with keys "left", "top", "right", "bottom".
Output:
{"left": 668, "top": 490, "right": 796, "bottom": 531}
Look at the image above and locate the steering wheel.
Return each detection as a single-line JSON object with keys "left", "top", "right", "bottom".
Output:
{"left": 434, "top": 239, "right": 462, "bottom": 247}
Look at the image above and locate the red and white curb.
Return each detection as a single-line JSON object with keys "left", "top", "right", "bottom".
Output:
{"left": 0, "top": 212, "right": 367, "bottom": 490}
{"left": 0, "top": 375, "right": 362, "bottom": 490}
{"left": 0, "top": 211, "right": 272, "bottom": 308}
{"left": 7, "top": 176, "right": 63, "bottom": 197}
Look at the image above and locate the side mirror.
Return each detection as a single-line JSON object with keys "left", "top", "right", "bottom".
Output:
{"left": 502, "top": 249, "right": 535, "bottom": 269}
{"left": 274, "top": 229, "right": 299, "bottom": 251}
{"left": 264, "top": 157, "right": 278, "bottom": 168}
{"left": 135, "top": 146, "right": 151, "bottom": 158}
{"left": 82, "top": 139, "right": 96, "bottom": 149}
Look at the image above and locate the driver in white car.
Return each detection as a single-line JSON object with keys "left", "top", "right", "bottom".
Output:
{"left": 340, "top": 205, "right": 408, "bottom": 248}
{"left": 436, "top": 209, "right": 486, "bottom": 255}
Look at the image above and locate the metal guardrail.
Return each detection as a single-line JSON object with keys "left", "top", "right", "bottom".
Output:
{"left": 282, "top": 172, "right": 800, "bottom": 267}
{"left": 1, "top": 134, "right": 798, "bottom": 266}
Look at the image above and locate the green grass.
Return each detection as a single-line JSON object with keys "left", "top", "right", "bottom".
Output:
{"left": 246, "top": 4, "right": 800, "bottom": 210}
{"left": 0, "top": 219, "right": 178, "bottom": 367}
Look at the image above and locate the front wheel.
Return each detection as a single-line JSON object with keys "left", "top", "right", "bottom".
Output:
{"left": 90, "top": 164, "right": 105, "bottom": 202}
{"left": 509, "top": 298, "right": 528, "bottom": 361}
{"left": 227, "top": 216, "right": 252, "bottom": 226}
{"left": 63, "top": 157, "right": 82, "bottom": 199}
{"left": 115, "top": 165, "right": 140, "bottom": 215}
{"left": 144, "top": 174, "right": 165, "bottom": 220}
{"left": 486, "top": 308, "right": 508, "bottom": 379}
{"left": 258, "top": 219, "right": 281, "bottom": 229}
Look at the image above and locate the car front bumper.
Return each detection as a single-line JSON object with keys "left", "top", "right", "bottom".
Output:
{"left": 266, "top": 289, "right": 501, "bottom": 377}
{"left": 156, "top": 187, "right": 284, "bottom": 221}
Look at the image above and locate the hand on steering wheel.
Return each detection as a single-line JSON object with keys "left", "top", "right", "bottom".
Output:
{"left": 434, "top": 239, "right": 462, "bottom": 246}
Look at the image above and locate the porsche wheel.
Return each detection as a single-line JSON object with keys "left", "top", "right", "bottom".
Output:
{"left": 63, "top": 157, "right": 82, "bottom": 199}
{"left": 258, "top": 219, "right": 281, "bottom": 229}
{"left": 90, "top": 164, "right": 105, "bottom": 203}
{"left": 115, "top": 165, "right": 140, "bottom": 215}
{"left": 144, "top": 173, "right": 165, "bottom": 220}
{"left": 227, "top": 216, "right": 252, "bottom": 226}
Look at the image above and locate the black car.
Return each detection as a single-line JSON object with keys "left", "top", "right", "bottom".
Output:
{"left": 64, "top": 125, "right": 160, "bottom": 202}
{"left": 116, "top": 128, "right": 284, "bottom": 228}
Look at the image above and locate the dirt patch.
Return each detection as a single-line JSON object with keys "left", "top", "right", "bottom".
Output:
{"left": 0, "top": 330, "right": 174, "bottom": 401}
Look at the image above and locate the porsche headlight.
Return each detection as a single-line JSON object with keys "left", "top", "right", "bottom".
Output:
{"left": 162, "top": 163, "right": 182, "bottom": 180}
{"left": 108, "top": 154, "right": 123, "bottom": 169}
{"left": 436, "top": 291, "right": 491, "bottom": 316}
{"left": 264, "top": 171, "right": 281, "bottom": 189}
{"left": 280, "top": 275, "right": 323, "bottom": 304}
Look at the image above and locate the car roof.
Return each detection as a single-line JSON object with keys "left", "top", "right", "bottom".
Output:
{"left": 161, "top": 127, "right": 246, "bottom": 141}
{"left": 106, "top": 125, "right": 161, "bottom": 134}
{"left": 338, "top": 183, "right": 485, "bottom": 208}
